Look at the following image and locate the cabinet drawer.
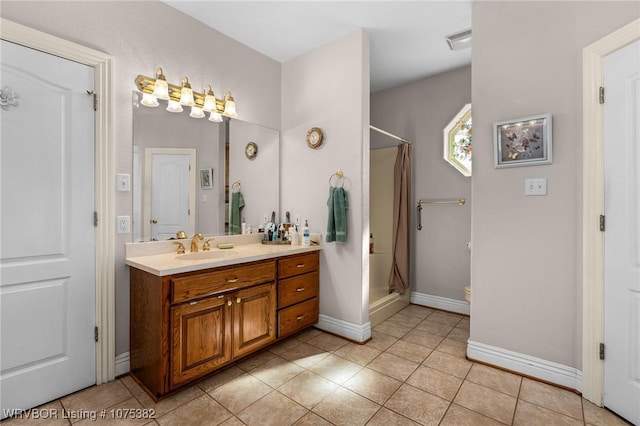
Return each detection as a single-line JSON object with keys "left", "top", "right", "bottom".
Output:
{"left": 278, "top": 252, "right": 319, "bottom": 279}
{"left": 278, "top": 298, "right": 319, "bottom": 337}
{"left": 278, "top": 272, "right": 319, "bottom": 308}
{"left": 172, "top": 260, "right": 276, "bottom": 303}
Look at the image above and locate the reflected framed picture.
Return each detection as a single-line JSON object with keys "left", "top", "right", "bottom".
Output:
{"left": 200, "top": 168, "right": 213, "bottom": 189}
{"left": 494, "top": 113, "right": 552, "bottom": 168}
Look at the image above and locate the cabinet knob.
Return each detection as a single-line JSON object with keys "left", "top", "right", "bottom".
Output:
{"left": 227, "top": 300, "right": 232, "bottom": 306}
{"left": 296, "top": 287, "right": 305, "bottom": 292}
{"left": 236, "top": 298, "right": 241, "bottom": 304}
{"left": 296, "top": 315, "right": 305, "bottom": 321}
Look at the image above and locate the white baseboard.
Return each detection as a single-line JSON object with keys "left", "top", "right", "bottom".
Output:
{"left": 467, "top": 340, "right": 583, "bottom": 392}
{"left": 115, "top": 352, "right": 130, "bottom": 377}
{"left": 411, "top": 291, "right": 470, "bottom": 315}
{"left": 315, "top": 314, "right": 371, "bottom": 343}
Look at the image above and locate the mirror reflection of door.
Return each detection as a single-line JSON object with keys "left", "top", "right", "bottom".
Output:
{"left": 143, "top": 148, "right": 196, "bottom": 240}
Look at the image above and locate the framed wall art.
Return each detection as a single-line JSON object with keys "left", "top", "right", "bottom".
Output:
{"left": 199, "top": 168, "right": 213, "bottom": 189}
{"left": 494, "top": 113, "right": 552, "bottom": 168}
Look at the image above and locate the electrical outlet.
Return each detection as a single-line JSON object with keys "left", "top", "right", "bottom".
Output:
{"left": 525, "top": 178, "right": 547, "bottom": 196}
{"left": 117, "top": 215, "right": 131, "bottom": 234}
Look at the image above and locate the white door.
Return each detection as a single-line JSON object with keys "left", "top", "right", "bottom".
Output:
{"left": 144, "top": 148, "right": 195, "bottom": 241}
{"left": 604, "top": 39, "right": 640, "bottom": 425}
{"left": 0, "top": 40, "right": 95, "bottom": 415}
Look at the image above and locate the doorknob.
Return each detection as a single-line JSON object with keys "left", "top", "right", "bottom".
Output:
{"left": 151, "top": 219, "right": 158, "bottom": 224}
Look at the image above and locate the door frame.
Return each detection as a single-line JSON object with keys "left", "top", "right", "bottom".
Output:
{"left": 582, "top": 18, "right": 640, "bottom": 405}
{"left": 0, "top": 18, "right": 115, "bottom": 385}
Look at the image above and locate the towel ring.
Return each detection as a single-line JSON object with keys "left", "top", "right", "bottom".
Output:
{"left": 329, "top": 170, "right": 344, "bottom": 187}
{"left": 231, "top": 180, "right": 241, "bottom": 192}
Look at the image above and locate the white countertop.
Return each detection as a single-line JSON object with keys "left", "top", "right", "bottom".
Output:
{"left": 125, "top": 234, "right": 322, "bottom": 276}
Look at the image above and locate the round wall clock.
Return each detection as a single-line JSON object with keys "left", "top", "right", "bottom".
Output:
{"left": 306, "top": 127, "right": 324, "bottom": 149}
{"left": 245, "top": 141, "right": 258, "bottom": 160}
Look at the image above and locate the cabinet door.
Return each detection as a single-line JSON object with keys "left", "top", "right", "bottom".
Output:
{"left": 233, "top": 282, "right": 276, "bottom": 358}
{"left": 171, "top": 296, "right": 231, "bottom": 387}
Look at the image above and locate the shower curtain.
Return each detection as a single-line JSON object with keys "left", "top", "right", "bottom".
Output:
{"left": 389, "top": 142, "right": 411, "bottom": 294}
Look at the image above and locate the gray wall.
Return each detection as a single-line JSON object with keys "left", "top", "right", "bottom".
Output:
{"left": 1, "top": 1, "right": 282, "bottom": 355}
{"left": 371, "top": 66, "right": 472, "bottom": 302}
{"left": 471, "top": 1, "right": 640, "bottom": 369}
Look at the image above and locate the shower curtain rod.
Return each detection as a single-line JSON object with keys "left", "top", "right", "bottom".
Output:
{"left": 370, "top": 125, "right": 411, "bottom": 144}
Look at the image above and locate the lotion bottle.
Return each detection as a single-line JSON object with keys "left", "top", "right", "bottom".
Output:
{"left": 302, "top": 220, "right": 310, "bottom": 246}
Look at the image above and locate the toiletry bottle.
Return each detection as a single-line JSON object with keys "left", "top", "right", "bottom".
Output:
{"left": 302, "top": 220, "right": 310, "bottom": 246}
{"left": 242, "top": 217, "right": 247, "bottom": 235}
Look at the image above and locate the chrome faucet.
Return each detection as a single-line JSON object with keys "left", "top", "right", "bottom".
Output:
{"left": 190, "top": 233, "right": 203, "bottom": 252}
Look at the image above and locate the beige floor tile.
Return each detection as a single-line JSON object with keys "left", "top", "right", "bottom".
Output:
{"left": 2, "top": 401, "right": 70, "bottom": 426}
{"left": 465, "top": 363, "right": 522, "bottom": 397}
{"left": 293, "top": 412, "right": 334, "bottom": 425}
{"left": 278, "top": 342, "right": 331, "bottom": 369}
{"left": 119, "top": 375, "right": 146, "bottom": 398}
{"left": 447, "top": 327, "right": 470, "bottom": 343}
{"left": 79, "top": 397, "right": 152, "bottom": 425}
{"left": 401, "top": 329, "right": 444, "bottom": 349}
{"left": 198, "top": 366, "right": 245, "bottom": 392}
{"left": 61, "top": 381, "right": 133, "bottom": 415}
{"left": 423, "top": 350, "right": 473, "bottom": 379}
{"left": 333, "top": 342, "right": 382, "bottom": 366}
{"left": 513, "top": 399, "right": 583, "bottom": 426}
{"left": 583, "top": 399, "right": 633, "bottom": 426}
{"left": 207, "top": 374, "right": 272, "bottom": 414}
{"left": 367, "top": 352, "right": 419, "bottom": 382}
{"left": 384, "top": 383, "right": 449, "bottom": 425}
{"left": 399, "top": 305, "right": 434, "bottom": 319}
{"left": 385, "top": 313, "right": 423, "bottom": 328}
{"left": 312, "top": 387, "right": 380, "bottom": 426}
{"left": 155, "top": 394, "right": 231, "bottom": 426}
{"left": 218, "top": 417, "right": 245, "bottom": 426}
{"left": 519, "top": 378, "right": 583, "bottom": 421}
{"left": 268, "top": 337, "right": 303, "bottom": 356}
{"left": 435, "top": 338, "right": 468, "bottom": 358}
{"left": 386, "top": 339, "right": 433, "bottom": 363}
{"left": 366, "top": 331, "right": 398, "bottom": 351}
{"left": 414, "top": 320, "right": 454, "bottom": 337}
{"left": 373, "top": 321, "right": 412, "bottom": 339}
{"left": 308, "top": 354, "right": 362, "bottom": 384}
{"left": 249, "top": 355, "right": 304, "bottom": 388}
{"left": 236, "top": 350, "right": 276, "bottom": 371}
{"left": 453, "top": 381, "right": 517, "bottom": 424}
{"left": 237, "top": 391, "right": 307, "bottom": 426}
{"left": 306, "top": 333, "right": 349, "bottom": 352}
{"left": 426, "top": 311, "right": 464, "bottom": 327}
{"left": 405, "top": 366, "right": 462, "bottom": 401}
{"left": 136, "top": 385, "right": 204, "bottom": 418}
{"left": 457, "top": 317, "right": 471, "bottom": 330}
{"left": 439, "top": 403, "right": 504, "bottom": 426}
{"left": 294, "top": 328, "right": 323, "bottom": 342}
{"left": 343, "top": 367, "right": 402, "bottom": 405}
{"left": 277, "top": 370, "right": 339, "bottom": 409}
{"left": 366, "top": 407, "right": 420, "bottom": 425}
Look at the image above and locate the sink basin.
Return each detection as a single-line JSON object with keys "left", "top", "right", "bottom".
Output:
{"left": 176, "top": 251, "right": 239, "bottom": 261}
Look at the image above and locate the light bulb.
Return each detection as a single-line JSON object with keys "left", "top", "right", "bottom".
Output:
{"left": 140, "top": 92, "right": 159, "bottom": 107}
{"left": 152, "top": 68, "right": 169, "bottom": 100}
{"left": 203, "top": 85, "right": 216, "bottom": 112}
{"left": 223, "top": 92, "right": 237, "bottom": 118}
{"left": 190, "top": 105, "right": 205, "bottom": 119}
{"left": 179, "top": 77, "right": 195, "bottom": 106}
{"left": 166, "top": 99, "right": 183, "bottom": 113}
{"left": 208, "top": 111, "right": 223, "bottom": 122}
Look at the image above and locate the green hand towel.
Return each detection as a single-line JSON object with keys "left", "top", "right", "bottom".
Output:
{"left": 326, "top": 186, "right": 348, "bottom": 243}
{"left": 230, "top": 191, "right": 245, "bottom": 234}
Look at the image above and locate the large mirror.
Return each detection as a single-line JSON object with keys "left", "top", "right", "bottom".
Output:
{"left": 132, "top": 91, "right": 279, "bottom": 242}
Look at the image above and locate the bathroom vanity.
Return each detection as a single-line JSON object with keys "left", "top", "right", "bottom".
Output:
{"left": 126, "top": 237, "right": 320, "bottom": 398}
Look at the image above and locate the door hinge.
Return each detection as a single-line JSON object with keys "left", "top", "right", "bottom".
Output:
{"left": 599, "top": 342, "right": 605, "bottom": 360}
{"left": 94, "top": 326, "right": 99, "bottom": 342}
{"left": 599, "top": 86, "right": 605, "bottom": 104}
{"left": 599, "top": 215, "right": 605, "bottom": 232}
{"left": 94, "top": 211, "right": 99, "bottom": 227}
{"left": 87, "top": 90, "right": 97, "bottom": 111}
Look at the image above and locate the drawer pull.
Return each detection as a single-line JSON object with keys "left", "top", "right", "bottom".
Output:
{"left": 226, "top": 278, "right": 239, "bottom": 283}
{"left": 296, "top": 287, "right": 305, "bottom": 292}
{"left": 227, "top": 300, "right": 232, "bottom": 306}
{"left": 236, "top": 298, "right": 241, "bottom": 304}
{"left": 296, "top": 315, "right": 305, "bottom": 321}
{"left": 218, "top": 295, "right": 225, "bottom": 299}
{"left": 189, "top": 301, "right": 197, "bottom": 306}
{"left": 296, "top": 264, "right": 305, "bottom": 268}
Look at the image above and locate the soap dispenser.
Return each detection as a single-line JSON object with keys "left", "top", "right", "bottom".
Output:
{"left": 302, "top": 220, "right": 310, "bottom": 246}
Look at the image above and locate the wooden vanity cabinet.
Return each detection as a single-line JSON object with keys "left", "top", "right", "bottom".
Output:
{"left": 130, "top": 251, "right": 319, "bottom": 399}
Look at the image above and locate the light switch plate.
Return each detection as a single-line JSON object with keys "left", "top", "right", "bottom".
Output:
{"left": 525, "top": 178, "right": 547, "bottom": 196}
{"left": 116, "top": 173, "right": 131, "bottom": 192}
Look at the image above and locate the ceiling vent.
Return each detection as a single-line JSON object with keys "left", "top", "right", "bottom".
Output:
{"left": 445, "top": 29, "right": 472, "bottom": 51}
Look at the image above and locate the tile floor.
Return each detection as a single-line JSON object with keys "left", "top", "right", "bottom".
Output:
{"left": 3, "top": 305, "right": 632, "bottom": 425}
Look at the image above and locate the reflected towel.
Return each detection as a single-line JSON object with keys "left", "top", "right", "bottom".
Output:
{"left": 326, "top": 186, "right": 348, "bottom": 243}
{"left": 230, "top": 191, "right": 245, "bottom": 234}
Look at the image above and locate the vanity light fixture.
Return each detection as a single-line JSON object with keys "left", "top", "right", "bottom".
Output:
{"left": 445, "top": 29, "right": 472, "bottom": 51}
{"left": 134, "top": 67, "right": 238, "bottom": 121}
